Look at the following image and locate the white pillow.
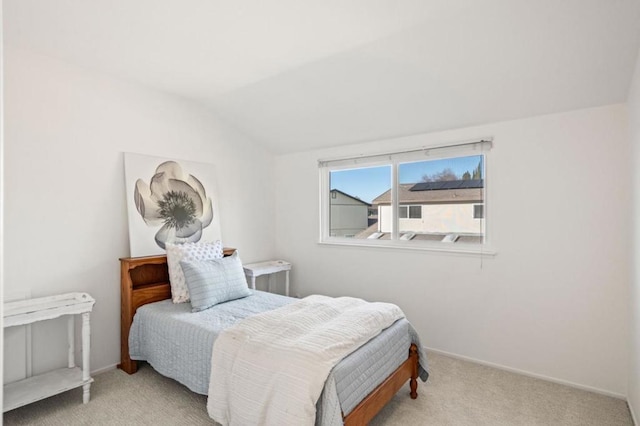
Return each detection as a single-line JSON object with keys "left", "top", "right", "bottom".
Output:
{"left": 166, "top": 240, "right": 224, "bottom": 303}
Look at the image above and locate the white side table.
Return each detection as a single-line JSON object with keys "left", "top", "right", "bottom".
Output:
{"left": 3, "top": 292, "right": 95, "bottom": 412}
{"left": 243, "top": 260, "right": 292, "bottom": 296}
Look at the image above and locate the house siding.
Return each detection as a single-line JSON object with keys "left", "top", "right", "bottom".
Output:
{"left": 378, "top": 203, "right": 484, "bottom": 234}
{"left": 330, "top": 191, "right": 369, "bottom": 237}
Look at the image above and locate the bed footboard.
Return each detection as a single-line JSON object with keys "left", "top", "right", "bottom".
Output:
{"left": 343, "top": 343, "right": 419, "bottom": 425}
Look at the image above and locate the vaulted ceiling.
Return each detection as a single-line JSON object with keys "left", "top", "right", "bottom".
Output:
{"left": 5, "top": 0, "right": 640, "bottom": 153}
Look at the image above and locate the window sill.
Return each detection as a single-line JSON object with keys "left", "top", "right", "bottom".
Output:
{"left": 318, "top": 239, "right": 496, "bottom": 256}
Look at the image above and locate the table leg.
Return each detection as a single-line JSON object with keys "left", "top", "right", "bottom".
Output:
{"left": 250, "top": 276, "right": 256, "bottom": 290}
{"left": 26, "top": 324, "right": 33, "bottom": 378}
{"left": 67, "top": 316, "right": 75, "bottom": 368}
{"left": 285, "top": 271, "right": 290, "bottom": 297}
{"left": 82, "top": 312, "right": 91, "bottom": 404}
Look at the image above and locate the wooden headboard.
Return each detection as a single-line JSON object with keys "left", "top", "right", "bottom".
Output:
{"left": 118, "top": 248, "right": 235, "bottom": 374}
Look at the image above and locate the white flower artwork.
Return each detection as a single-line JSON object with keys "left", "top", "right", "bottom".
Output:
{"left": 124, "top": 153, "right": 223, "bottom": 256}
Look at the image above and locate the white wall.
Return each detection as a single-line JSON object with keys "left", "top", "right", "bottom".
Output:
{"left": 628, "top": 45, "right": 640, "bottom": 422}
{"left": 0, "top": 0, "right": 5, "bottom": 403}
{"left": 275, "top": 105, "right": 630, "bottom": 396}
{"left": 3, "top": 47, "right": 277, "bottom": 376}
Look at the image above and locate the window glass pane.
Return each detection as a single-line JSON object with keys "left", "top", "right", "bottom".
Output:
{"left": 409, "top": 206, "right": 422, "bottom": 218}
{"left": 474, "top": 204, "right": 484, "bottom": 219}
{"left": 396, "top": 155, "right": 484, "bottom": 243}
{"left": 329, "top": 166, "right": 391, "bottom": 239}
{"left": 322, "top": 144, "right": 490, "bottom": 249}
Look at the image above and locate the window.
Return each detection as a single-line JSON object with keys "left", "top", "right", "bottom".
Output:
{"left": 400, "top": 205, "right": 422, "bottom": 218}
{"left": 474, "top": 204, "right": 484, "bottom": 219}
{"left": 409, "top": 206, "right": 422, "bottom": 219}
{"left": 319, "top": 139, "right": 492, "bottom": 252}
{"left": 327, "top": 166, "right": 389, "bottom": 238}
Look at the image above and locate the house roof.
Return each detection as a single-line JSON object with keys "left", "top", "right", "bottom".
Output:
{"left": 330, "top": 189, "right": 371, "bottom": 206}
{"left": 372, "top": 182, "right": 483, "bottom": 205}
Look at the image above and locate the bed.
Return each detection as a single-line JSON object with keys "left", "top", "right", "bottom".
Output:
{"left": 119, "top": 250, "right": 428, "bottom": 425}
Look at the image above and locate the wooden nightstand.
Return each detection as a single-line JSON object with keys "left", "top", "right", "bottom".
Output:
{"left": 243, "top": 260, "right": 292, "bottom": 296}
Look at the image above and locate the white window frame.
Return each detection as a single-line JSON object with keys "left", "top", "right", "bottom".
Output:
{"left": 319, "top": 138, "right": 495, "bottom": 255}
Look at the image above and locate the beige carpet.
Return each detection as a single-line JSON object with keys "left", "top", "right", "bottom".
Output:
{"left": 3, "top": 352, "right": 633, "bottom": 425}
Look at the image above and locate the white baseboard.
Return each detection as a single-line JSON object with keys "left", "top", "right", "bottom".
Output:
{"left": 630, "top": 400, "right": 638, "bottom": 426}
{"left": 91, "top": 363, "right": 118, "bottom": 376}
{"left": 424, "top": 346, "right": 626, "bottom": 400}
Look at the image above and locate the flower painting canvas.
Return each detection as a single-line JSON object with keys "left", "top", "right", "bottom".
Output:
{"left": 124, "top": 153, "right": 223, "bottom": 257}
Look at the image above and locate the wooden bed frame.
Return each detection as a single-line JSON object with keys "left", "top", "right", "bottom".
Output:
{"left": 119, "top": 250, "right": 419, "bottom": 425}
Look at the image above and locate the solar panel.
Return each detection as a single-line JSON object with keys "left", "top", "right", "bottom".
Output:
{"left": 410, "top": 179, "right": 483, "bottom": 191}
{"left": 409, "top": 182, "right": 433, "bottom": 191}
{"left": 460, "top": 179, "right": 483, "bottom": 189}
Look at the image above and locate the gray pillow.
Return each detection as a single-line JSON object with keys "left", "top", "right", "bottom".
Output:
{"left": 180, "top": 252, "right": 251, "bottom": 312}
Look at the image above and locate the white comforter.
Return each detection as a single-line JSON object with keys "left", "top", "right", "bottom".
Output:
{"left": 207, "top": 294, "right": 405, "bottom": 426}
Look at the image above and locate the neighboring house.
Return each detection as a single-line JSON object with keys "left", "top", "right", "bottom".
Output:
{"left": 371, "top": 180, "right": 484, "bottom": 238}
{"left": 330, "top": 189, "right": 371, "bottom": 237}
{"left": 367, "top": 206, "right": 378, "bottom": 228}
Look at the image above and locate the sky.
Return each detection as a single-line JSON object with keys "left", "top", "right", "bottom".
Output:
{"left": 330, "top": 155, "right": 482, "bottom": 203}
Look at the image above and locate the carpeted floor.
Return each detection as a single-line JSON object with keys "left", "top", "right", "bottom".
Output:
{"left": 3, "top": 352, "right": 633, "bottom": 425}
